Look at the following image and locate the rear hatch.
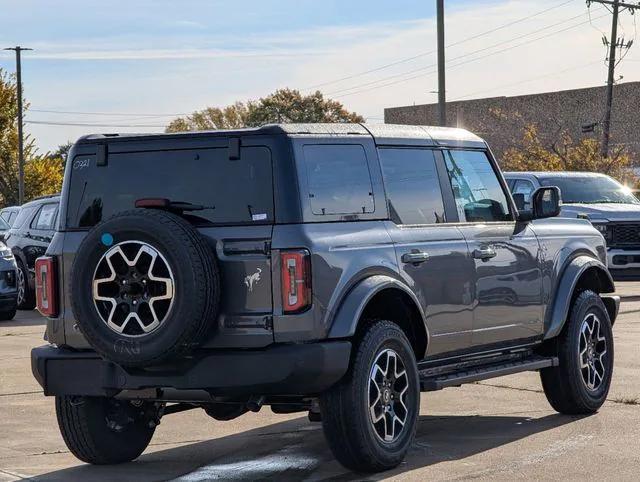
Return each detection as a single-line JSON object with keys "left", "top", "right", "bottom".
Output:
{"left": 59, "top": 138, "right": 275, "bottom": 349}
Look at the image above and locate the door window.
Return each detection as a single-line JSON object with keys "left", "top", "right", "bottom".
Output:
{"left": 32, "top": 204, "right": 58, "bottom": 230}
{"left": 443, "top": 150, "right": 512, "bottom": 223}
{"left": 379, "top": 148, "right": 445, "bottom": 225}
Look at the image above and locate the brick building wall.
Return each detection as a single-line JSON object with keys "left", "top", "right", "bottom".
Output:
{"left": 384, "top": 82, "right": 640, "bottom": 163}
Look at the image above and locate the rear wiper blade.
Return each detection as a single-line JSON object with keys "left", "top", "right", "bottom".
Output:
{"left": 135, "top": 198, "right": 215, "bottom": 211}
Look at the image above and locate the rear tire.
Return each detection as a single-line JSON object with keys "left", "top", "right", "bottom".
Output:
{"left": 320, "top": 320, "right": 420, "bottom": 473}
{"left": 16, "top": 259, "right": 35, "bottom": 310}
{"left": 540, "top": 290, "right": 614, "bottom": 414}
{"left": 56, "top": 396, "right": 156, "bottom": 465}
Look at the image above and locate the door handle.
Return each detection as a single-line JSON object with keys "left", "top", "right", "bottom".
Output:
{"left": 401, "top": 251, "right": 430, "bottom": 265}
{"left": 473, "top": 247, "right": 497, "bottom": 260}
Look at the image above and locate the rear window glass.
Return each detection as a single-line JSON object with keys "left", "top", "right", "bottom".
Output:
{"left": 66, "top": 146, "right": 273, "bottom": 228}
{"left": 303, "top": 144, "right": 374, "bottom": 215}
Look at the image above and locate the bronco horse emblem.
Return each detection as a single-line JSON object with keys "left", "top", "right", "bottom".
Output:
{"left": 244, "top": 268, "right": 262, "bottom": 292}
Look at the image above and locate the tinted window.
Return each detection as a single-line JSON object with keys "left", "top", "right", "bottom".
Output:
{"left": 12, "top": 206, "right": 37, "bottom": 229}
{"left": 444, "top": 150, "right": 512, "bottom": 222}
{"left": 32, "top": 203, "right": 58, "bottom": 230}
{"left": 303, "top": 144, "right": 374, "bottom": 215}
{"left": 379, "top": 148, "right": 445, "bottom": 224}
{"left": 67, "top": 147, "right": 273, "bottom": 227}
{"left": 540, "top": 175, "right": 639, "bottom": 204}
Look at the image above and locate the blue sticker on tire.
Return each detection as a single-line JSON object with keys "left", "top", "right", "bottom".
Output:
{"left": 101, "top": 233, "right": 114, "bottom": 246}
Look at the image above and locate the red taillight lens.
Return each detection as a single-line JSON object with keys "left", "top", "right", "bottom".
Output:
{"left": 35, "top": 256, "right": 58, "bottom": 317}
{"left": 281, "top": 249, "right": 311, "bottom": 313}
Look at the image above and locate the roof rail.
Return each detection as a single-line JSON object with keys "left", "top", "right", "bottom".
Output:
{"left": 30, "top": 193, "right": 61, "bottom": 202}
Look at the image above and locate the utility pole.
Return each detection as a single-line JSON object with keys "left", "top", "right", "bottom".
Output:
{"left": 437, "top": 0, "right": 446, "bottom": 127}
{"left": 3, "top": 46, "right": 32, "bottom": 204}
{"left": 586, "top": 1, "right": 639, "bottom": 157}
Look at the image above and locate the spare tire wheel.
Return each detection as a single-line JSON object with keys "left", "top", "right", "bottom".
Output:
{"left": 71, "top": 209, "right": 220, "bottom": 367}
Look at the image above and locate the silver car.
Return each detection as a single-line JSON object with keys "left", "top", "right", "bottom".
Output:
{"left": 505, "top": 171, "right": 640, "bottom": 278}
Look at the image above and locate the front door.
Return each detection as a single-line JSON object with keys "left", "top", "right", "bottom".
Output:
{"left": 379, "top": 147, "right": 475, "bottom": 357}
{"left": 442, "top": 149, "right": 543, "bottom": 347}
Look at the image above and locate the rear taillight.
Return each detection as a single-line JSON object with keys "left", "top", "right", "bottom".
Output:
{"left": 35, "top": 256, "right": 58, "bottom": 317}
{"left": 281, "top": 249, "right": 311, "bottom": 313}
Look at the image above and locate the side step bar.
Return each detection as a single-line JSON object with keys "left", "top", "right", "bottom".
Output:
{"left": 419, "top": 355, "right": 558, "bottom": 392}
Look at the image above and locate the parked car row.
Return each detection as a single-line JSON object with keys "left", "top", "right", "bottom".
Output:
{"left": 0, "top": 194, "right": 60, "bottom": 317}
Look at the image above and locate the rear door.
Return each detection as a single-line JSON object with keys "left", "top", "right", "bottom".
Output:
{"left": 379, "top": 147, "right": 475, "bottom": 357}
{"left": 23, "top": 202, "right": 58, "bottom": 269}
{"left": 65, "top": 137, "right": 276, "bottom": 347}
{"left": 442, "top": 149, "right": 543, "bottom": 347}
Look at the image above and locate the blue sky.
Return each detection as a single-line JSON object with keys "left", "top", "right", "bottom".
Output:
{"left": 1, "top": 0, "right": 637, "bottom": 152}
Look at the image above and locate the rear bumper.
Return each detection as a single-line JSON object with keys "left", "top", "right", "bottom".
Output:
{"left": 31, "top": 341, "right": 351, "bottom": 398}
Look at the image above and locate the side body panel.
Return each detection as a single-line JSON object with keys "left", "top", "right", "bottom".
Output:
{"left": 384, "top": 222, "right": 474, "bottom": 356}
{"left": 271, "top": 221, "right": 398, "bottom": 342}
{"left": 457, "top": 222, "right": 543, "bottom": 346}
{"left": 529, "top": 217, "right": 613, "bottom": 337}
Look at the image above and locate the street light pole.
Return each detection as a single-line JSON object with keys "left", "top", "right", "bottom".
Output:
{"left": 3, "top": 46, "right": 32, "bottom": 204}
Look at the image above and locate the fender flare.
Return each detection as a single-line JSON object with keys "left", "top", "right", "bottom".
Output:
{"left": 327, "top": 275, "right": 428, "bottom": 341}
{"left": 544, "top": 255, "right": 615, "bottom": 339}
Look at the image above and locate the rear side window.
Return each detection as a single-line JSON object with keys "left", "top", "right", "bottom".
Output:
{"left": 32, "top": 203, "right": 58, "bottom": 230}
{"left": 443, "top": 150, "right": 512, "bottom": 222}
{"left": 303, "top": 144, "right": 374, "bottom": 215}
{"left": 66, "top": 146, "right": 273, "bottom": 228}
{"left": 12, "top": 206, "right": 36, "bottom": 229}
{"left": 379, "top": 148, "right": 445, "bottom": 225}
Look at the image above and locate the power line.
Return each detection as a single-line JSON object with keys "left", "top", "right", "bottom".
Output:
{"left": 25, "top": 120, "right": 166, "bottom": 128}
{"left": 303, "top": 0, "right": 577, "bottom": 91}
{"left": 451, "top": 60, "right": 603, "bottom": 101}
{"left": 334, "top": 11, "right": 610, "bottom": 99}
{"left": 326, "top": 8, "right": 606, "bottom": 97}
{"left": 28, "top": 108, "right": 188, "bottom": 117}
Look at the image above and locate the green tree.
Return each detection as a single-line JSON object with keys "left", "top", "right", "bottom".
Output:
{"left": 25, "top": 156, "right": 64, "bottom": 200}
{"left": 0, "top": 68, "right": 63, "bottom": 206}
{"left": 166, "top": 89, "right": 364, "bottom": 132}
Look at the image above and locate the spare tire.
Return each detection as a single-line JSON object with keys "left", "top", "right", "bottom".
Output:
{"left": 71, "top": 209, "right": 220, "bottom": 367}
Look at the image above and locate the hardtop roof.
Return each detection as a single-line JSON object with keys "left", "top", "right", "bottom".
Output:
{"left": 76, "top": 123, "right": 487, "bottom": 149}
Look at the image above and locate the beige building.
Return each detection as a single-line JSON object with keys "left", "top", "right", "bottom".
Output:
{"left": 384, "top": 82, "right": 640, "bottom": 162}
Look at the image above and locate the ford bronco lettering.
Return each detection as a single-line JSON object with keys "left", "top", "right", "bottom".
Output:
{"left": 31, "top": 124, "right": 618, "bottom": 472}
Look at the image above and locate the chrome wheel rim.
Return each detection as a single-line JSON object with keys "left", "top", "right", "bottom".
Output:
{"left": 92, "top": 241, "right": 175, "bottom": 337}
{"left": 579, "top": 313, "right": 608, "bottom": 392}
{"left": 16, "top": 267, "right": 25, "bottom": 305}
{"left": 368, "top": 348, "right": 410, "bottom": 443}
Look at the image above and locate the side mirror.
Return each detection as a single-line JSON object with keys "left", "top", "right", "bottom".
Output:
{"left": 518, "top": 186, "right": 561, "bottom": 221}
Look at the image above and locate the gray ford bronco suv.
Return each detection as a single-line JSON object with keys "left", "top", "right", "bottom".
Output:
{"left": 31, "top": 124, "right": 619, "bottom": 473}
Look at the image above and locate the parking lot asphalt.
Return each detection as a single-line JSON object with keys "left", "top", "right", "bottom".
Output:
{"left": 1, "top": 283, "right": 639, "bottom": 481}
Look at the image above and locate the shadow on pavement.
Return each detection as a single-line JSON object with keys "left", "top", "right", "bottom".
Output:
{"left": 34, "top": 411, "right": 580, "bottom": 481}
{"left": 0, "top": 310, "right": 46, "bottom": 328}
